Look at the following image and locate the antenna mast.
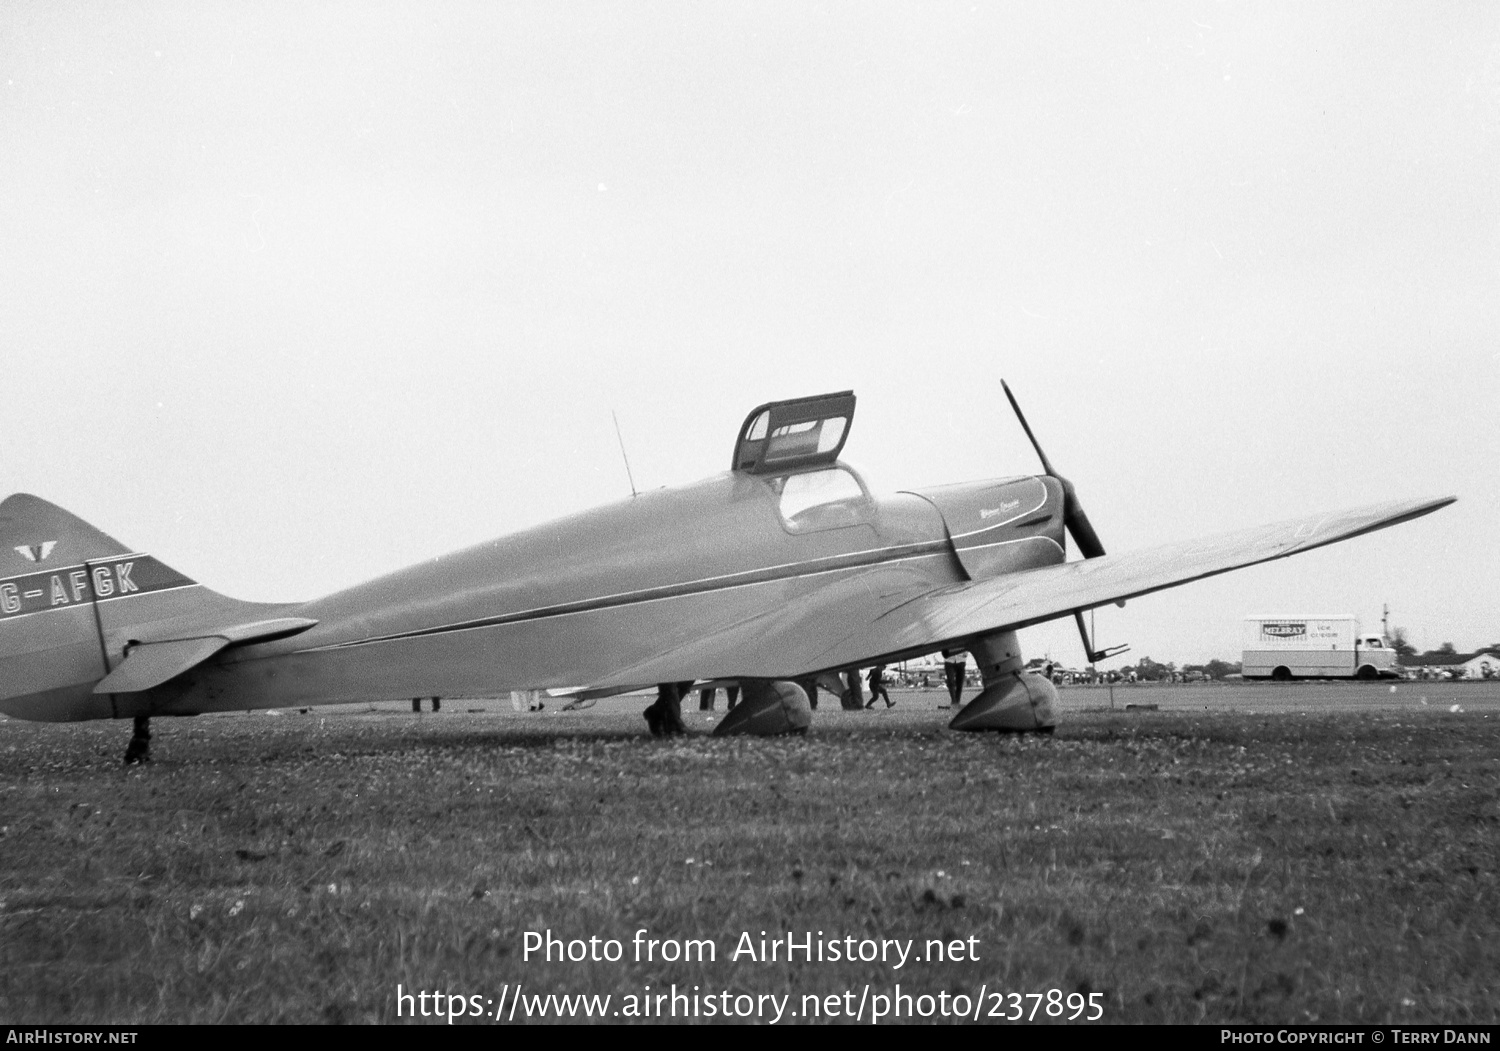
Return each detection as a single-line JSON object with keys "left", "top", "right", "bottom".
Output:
{"left": 611, "top": 410, "right": 638, "bottom": 498}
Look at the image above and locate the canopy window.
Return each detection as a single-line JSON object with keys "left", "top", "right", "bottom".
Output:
{"left": 731, "top": 391, "right": 856, "bottom": 475}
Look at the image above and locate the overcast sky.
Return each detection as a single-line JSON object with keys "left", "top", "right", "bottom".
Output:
{"left": 3, "top": 2, "right": 1495, "bottom": 666}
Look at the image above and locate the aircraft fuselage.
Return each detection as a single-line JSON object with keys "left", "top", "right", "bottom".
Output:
{"left": 0, "top": 467, "right": 1066, "bottom": 721}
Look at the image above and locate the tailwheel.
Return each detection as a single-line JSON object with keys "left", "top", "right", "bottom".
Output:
{"left": 713, "top": 680, "right": 812, "bottom": 736}
{"left": 948, "top": 631, "right": 1058, "bottom": 733}
{"left": 123, "top": 716, "right": 152, "bottom": 764}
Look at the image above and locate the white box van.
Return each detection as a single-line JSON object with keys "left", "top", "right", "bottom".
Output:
{"left": 1241, "top": 616, "right": 1397, "bottom": 680}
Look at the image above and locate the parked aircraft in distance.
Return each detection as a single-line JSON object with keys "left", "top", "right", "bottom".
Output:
{"left": 0, "top": 386, "right": 1454, "bottom": 761}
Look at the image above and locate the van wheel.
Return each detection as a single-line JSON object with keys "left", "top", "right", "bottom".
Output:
{"left": 1271, "top": 666, "right": 1292, "bottom": 682}
{"left": 1356, "top": 665, "right": 1378, "bottom": 681}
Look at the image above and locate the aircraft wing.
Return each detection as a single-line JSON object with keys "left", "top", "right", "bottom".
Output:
{"left": 814, "top": 494, "right": 1455, "bottom": 669}
{"left": 594, "top": 494, "right": 1453, "bottom": 686}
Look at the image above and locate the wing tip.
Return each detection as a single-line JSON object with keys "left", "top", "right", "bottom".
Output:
{"left": 1389, "top": 494, "right": 1457, "bottom": 522}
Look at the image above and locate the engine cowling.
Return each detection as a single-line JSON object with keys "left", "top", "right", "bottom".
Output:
{"left": 903, "top": 476, "right": 1066, "bottom": 580}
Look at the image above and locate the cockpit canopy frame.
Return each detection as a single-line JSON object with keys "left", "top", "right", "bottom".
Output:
{"left": 731, "top": 391, "right": 856, "bottom": 475}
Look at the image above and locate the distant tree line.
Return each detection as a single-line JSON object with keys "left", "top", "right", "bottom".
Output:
{"left": 1115, "top": 657, "right": 1242, "bottom": 682}
{"left": 1389, "top": 627, "right": 1500, "bottom": 663}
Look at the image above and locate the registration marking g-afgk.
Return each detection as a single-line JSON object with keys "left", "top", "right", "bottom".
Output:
{"left": 0, "top": 556, "right": 190, "bottom": 619}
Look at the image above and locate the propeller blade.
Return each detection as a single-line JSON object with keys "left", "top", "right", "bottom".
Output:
{"left": 1001, "top": 380, "right": 1057, "bottom": 477}
{"left": 1001, "top": 380, "right": 1106, "bottom": 559}
{"left": 1058, "top": 477, "right": 1107, "bottom": 559}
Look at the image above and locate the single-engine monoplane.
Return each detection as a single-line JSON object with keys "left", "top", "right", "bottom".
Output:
{"left": 0, "top": 386, "right": 1454, "bottom": 761}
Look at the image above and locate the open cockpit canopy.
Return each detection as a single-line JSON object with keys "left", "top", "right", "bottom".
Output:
{"left": 731, "top": 391, "right": 856, "bottom": 475}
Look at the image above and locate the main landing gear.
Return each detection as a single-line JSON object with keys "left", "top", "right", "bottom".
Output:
{"left": 645, "top": 679, "right": 813, "bottom": 737}
{"left": 948, "top": 631, "right": 1058, "bottom": 733}
{"left": 644, "top": 638, "right": 1057, "bottom": 739}
{"left": 643, "top": 681, "right": 692, "bottom": 736}
{"left": 712, "top": 680, "right": 812, "bottom": 736}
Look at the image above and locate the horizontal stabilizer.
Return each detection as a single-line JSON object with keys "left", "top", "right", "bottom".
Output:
{"left": 94, "top": 616, "right": 317, "bottom": 694}
{"left": 200, "top": 616, "right": 318, "bottom": 646}
{"left": 96, "top": 637, "right": 230, "bottom": 693}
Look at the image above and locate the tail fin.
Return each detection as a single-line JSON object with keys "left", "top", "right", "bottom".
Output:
{"left": 1, "top": 493, "right": 136, "bottom": 577}
{"left": 1, "top": 494, "right": 311, "bottom": 721}
{"left": 0, "top": 493, "right": 201, "bottom": 625}
{"left": 1, "top": 494, "right": 150, "bottom": 719}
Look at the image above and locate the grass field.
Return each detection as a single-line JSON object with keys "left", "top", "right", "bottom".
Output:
{"left": 2, "top": 682, "right": 1497, "bottom": 1024}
